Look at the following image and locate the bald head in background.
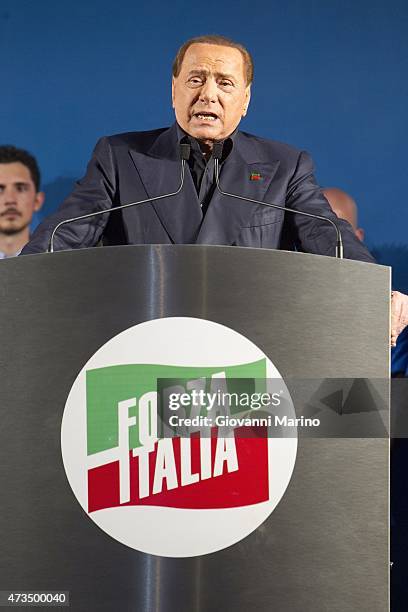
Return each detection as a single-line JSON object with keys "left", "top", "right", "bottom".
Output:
{"left": 323, "top": 186, "right": 408, "bottom": 345}
{"left": 323, "top": 187, "right": 365, "bottom": 242}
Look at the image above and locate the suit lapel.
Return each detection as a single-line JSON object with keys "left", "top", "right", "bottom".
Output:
{"left": 197, "top": 132, "right": 280, "bottom": 245}
{"left": 129, "top": 125, "right": 281, "bottom": 246}
{"left": 129, "top": 124, "right": 203, "bottom": 244}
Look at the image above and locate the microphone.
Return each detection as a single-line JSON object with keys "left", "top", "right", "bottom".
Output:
{"left": 212, "top": 143, "right": 343, "bottom": 259}
{"left": 47, "top": 143, "right": 191, "bottom": 253}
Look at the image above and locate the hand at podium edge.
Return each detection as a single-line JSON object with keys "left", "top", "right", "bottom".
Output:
{"left": 391, "top": 291, "right": 408, "bottom": 347}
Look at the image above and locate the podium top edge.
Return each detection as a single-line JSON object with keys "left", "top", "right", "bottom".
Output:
{"left": 12, "top": 244, "right": 390, "bottom": 270}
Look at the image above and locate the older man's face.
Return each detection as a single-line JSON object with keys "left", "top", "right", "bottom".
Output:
{"left": 172, "top": 43, "right": 251, "bottom": 144}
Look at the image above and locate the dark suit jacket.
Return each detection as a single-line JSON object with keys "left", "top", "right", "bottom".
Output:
{"left": 21, "top": 123, "right": 375, "bottom": 262}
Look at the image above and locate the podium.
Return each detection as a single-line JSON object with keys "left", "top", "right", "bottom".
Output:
{"left": 0, "top": 245, "right": 389, "bottom": 611}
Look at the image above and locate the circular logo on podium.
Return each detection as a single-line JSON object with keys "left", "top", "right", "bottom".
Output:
{"left": 61, "top": 317, "right": 297, "bottom": 557}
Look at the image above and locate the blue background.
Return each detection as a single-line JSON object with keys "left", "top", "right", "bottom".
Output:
{"left": 1, "top": 0, "right": 407, "bottom": 285}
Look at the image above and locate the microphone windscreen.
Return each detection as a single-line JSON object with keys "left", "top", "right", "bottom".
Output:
{"left": 212, "top": 142, "right": 223, "bottom": 160}
{"left": 179, "top": 143, "right": 191, "bottom": 161}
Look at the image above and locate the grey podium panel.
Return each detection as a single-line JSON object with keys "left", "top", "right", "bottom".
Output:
{"left": 0, "top": 245, "right": 389, "bottom": 611}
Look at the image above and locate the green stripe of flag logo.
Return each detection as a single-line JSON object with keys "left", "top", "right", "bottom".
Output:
{"left": 86, "top": 358, "right": 267, "bottom": 455}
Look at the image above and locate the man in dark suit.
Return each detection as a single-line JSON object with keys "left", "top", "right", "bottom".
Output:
{"left": 21, "top": 35, "right": 373, "bottom": 263}
{"left": 22, "top": 35, "right": 408, "bottom": 337}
